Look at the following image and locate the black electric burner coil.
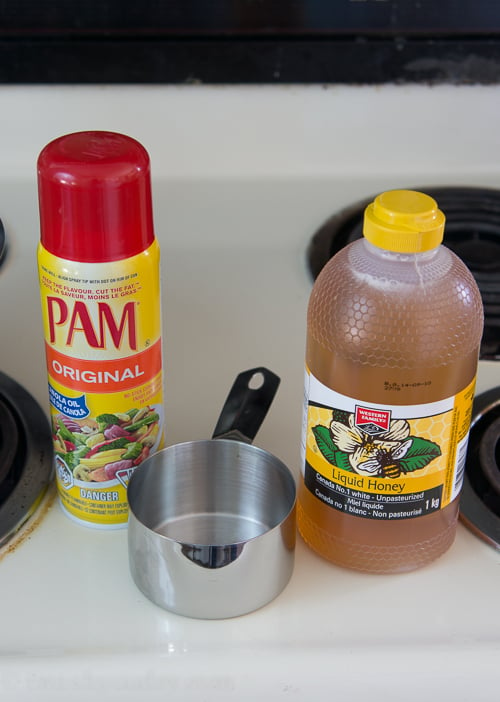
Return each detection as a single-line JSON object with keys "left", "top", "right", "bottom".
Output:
{"left": 0, "top": 371, "right": 53, "bottom": 547}
{"left": 307, "top": 186, "right": 500, "bottom": 360}
{"left": 460, "top": 386, "right": 500, "bottom": 550}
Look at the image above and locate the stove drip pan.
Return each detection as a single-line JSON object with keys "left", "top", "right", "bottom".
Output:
{"left": 307, "top": 186, "right": 500, "bottom": 360}
{"left": 460, "top": 386, "right": 500, "bottom": 550}
{"left": 0, "top": 371, "right": 53, "bottom": 547}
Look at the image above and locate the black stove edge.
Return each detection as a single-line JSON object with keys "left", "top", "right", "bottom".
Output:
{"left": 2, "top": 36, "right": 500, "bottom": 84}
{"left": 459, "top": 386, "right": 500, "bottom": 550}
{"left": 0, "top": 371, "right": 54, "bottom": 547}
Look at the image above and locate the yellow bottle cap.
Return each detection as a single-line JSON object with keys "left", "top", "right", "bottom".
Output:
{"left": 363, "top": 189, "right": 445, "bottom": 253}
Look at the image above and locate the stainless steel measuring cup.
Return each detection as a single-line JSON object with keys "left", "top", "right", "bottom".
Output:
{"left": 127, "top": 368, "right": 296, "bottom": 619}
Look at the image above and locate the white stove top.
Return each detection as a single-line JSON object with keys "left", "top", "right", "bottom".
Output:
{"left": 0, "top": 85, "right": 498, "bottom": 700}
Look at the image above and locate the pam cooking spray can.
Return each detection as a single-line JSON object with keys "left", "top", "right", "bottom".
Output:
{"left": 37, "top": 131, "right": 164, "bottom": 528}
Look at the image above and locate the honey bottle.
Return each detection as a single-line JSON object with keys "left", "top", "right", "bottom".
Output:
{"left": 299, "top": 190, "right": 483, "bottom": 572}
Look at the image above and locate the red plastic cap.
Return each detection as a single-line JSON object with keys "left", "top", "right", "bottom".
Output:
{"left": 37, "top": 131, "right": 155, "bottom": 262}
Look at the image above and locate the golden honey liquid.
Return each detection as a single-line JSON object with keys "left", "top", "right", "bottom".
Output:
{"left": 298, "top": 240, "right": 483, "bottom": 573}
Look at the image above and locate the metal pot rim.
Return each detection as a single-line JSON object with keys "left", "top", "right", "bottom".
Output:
{"left": 127, "top": 438, "right": 296, "bottom": 547}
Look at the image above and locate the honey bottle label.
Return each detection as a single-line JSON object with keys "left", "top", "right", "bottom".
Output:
{"left": 301, "top": 368, "right": 476, "bottom": 520}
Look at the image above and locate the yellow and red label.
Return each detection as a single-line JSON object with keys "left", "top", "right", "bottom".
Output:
{"left": 38, "top": 241, "right": 164, "bottom": 528}
{"left": 301, "top": 369, "right": 475, "bottom": 520}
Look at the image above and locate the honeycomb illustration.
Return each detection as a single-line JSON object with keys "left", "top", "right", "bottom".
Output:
{"left": 309, "top": 242, "right": 483, "bottom": 368}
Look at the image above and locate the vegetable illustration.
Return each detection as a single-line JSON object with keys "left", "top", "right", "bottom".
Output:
{"left": 52, "top": 406, "right": 161, "bottom": 483}
{"left": 312, "top": 412, "right": 441, "bottom": 478}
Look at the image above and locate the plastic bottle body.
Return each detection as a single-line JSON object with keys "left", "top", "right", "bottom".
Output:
{"left": 298, "top": 238, "right": 483, "bottom": 572}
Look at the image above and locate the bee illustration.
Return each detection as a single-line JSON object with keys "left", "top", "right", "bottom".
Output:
{"left": 376, "top": 442, "right": 413, "bottom": 479}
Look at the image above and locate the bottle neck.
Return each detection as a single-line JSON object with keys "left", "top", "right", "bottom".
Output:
{"left": 362, "top": 238, "right": 440, "bottom": 262}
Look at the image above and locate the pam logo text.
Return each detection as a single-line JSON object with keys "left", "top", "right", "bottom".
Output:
{"left": 47, "top": 297, "right": 138, "bottom": 350}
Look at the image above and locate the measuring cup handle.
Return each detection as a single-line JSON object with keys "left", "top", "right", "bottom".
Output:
{"left": 211, "top": 367, "right": 280, "bottom": 444}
